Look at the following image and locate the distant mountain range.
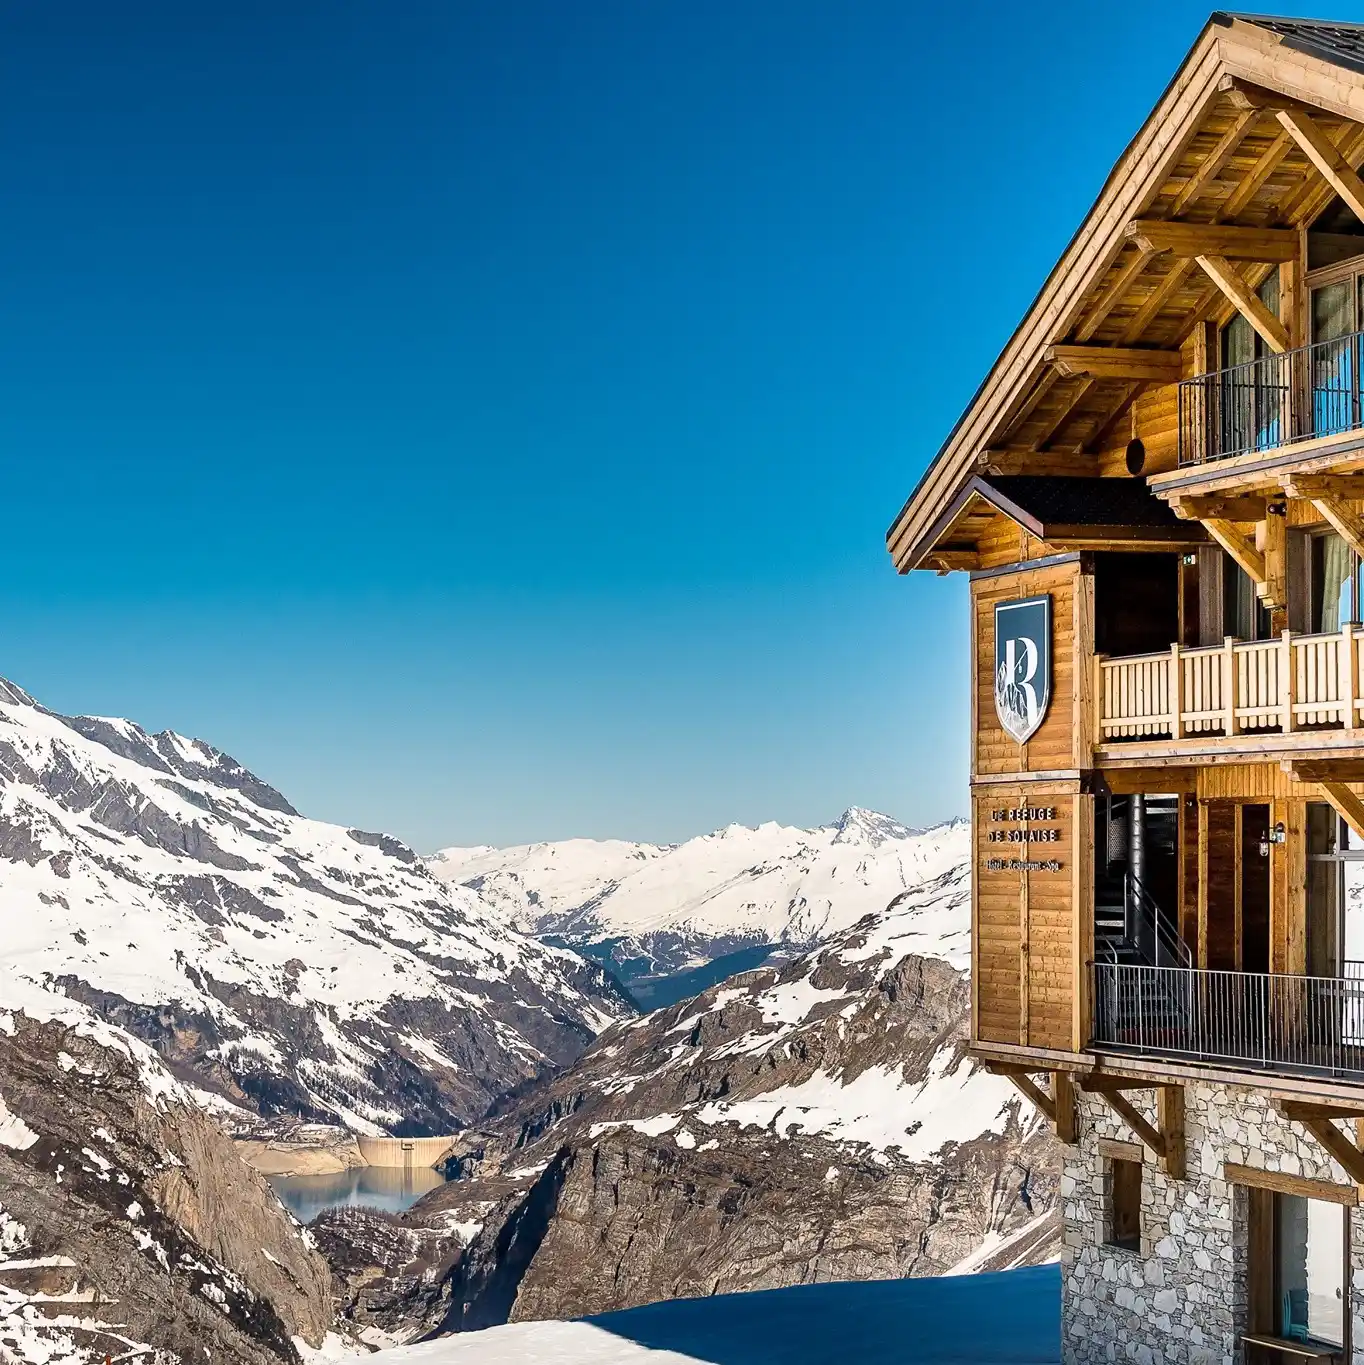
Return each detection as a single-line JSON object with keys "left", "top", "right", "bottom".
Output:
{"left": 427, "top": 809, "right": 968, "bottom": 1006}
{"left": 0, "top": 679, "right": 631, "bottom": 1135}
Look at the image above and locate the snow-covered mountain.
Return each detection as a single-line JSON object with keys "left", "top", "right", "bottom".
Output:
{"left": 0, "top": 679, "right": 632, "bottom": 1136}
{"left": 427, "top": 810, "right": 968, "bottom": 1003}
{"left": 323, "top": 861, "right": 1058, "bottom": 1339}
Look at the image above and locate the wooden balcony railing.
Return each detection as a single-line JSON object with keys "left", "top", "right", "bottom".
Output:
{"left": 1097, "top": 626, "right": 1363, "bottom": 742}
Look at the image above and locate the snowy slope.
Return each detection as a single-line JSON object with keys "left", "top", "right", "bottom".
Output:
{"left": 428, "top": 810, "right": 969, "bottom": 989}
{"left": 0, "top": 679, "right": 632, "bottom": 1135}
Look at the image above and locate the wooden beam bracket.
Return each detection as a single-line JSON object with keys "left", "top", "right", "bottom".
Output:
{"left": 1087, "top": 1082, "right": 1185, "bottom": 1177}
{"left": 1194, "top": 255, "right": 1289, "bottom": 354}
{"left": 1277, "top": 109, "right": 1364, "bottom": 228}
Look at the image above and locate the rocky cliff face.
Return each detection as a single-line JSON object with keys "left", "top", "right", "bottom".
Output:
{"left": 327, "top": 863, "right": 1058, "bottom": 1341}
{"left": 0, "top": 678, "right": 633, "bottom": 1134}
{"left": 0, "top": 1009, "right": 332, "bottom": 1364}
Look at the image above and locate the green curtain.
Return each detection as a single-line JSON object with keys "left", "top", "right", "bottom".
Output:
{"left": 1319, "top": 533, "right": 1352, "bottom": 632}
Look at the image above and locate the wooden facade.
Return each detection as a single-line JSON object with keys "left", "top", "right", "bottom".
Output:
{"left": 890, "top": 17, "right": 1364, "bottom": 1220}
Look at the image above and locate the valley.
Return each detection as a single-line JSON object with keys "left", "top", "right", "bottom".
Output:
{"left": 0, "top": 680, "right": 1055, "bottom": 1363}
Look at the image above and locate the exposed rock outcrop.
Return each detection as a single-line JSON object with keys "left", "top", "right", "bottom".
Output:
{"left": 0, "top": 1011, "right": 332, "bottom": 1363}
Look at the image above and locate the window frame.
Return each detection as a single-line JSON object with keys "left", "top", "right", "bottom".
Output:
{"left": 1105, "top": 1155, "right": 1142, "bottom": 1253}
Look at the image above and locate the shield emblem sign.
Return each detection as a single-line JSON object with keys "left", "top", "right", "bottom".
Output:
{"left": 994, "top": 595, "right": 1052, "bottom": 744}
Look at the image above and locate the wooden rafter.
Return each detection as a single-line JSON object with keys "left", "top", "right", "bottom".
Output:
{"left": 1276, "top": 109, "right": 1364, "bottom": 226}
{"left": 922, "top": 548, "right": 977, "bottom": 574}
{"left": 1031, "top": 377, "right": 1094, "bottom": 452}
{"left": 1120, "top": 257, "right": 1196, "bottom": 345}
{"left": 1126, "top": 219, "right": 1298, "bottom": 261}
{"left": 1194, "top": 255, "right": 1289, "bottom": 352}
{"left": 1223, "top": 129, "right": 1294, "bottom": 220}
{"left": 976, "top": 448, "right": 1099, "bottom": 477}
{"left": 1044, "top": 344, "right": 1182, "bottom": 382}
{"left": 1073, "top": 248, "right": 1153, "bottom": 343}
{"left": 1082, "top": 381, "right": 1143, "bottom": 455}
{"left": 1170, "top": 108, "right": 1260, "bottom": 217}
{"left": 993, "top": 368, "right": 1060, "bottom": 448}
{"left": 1277, "top": 124, "right": 1364, "bottom": 227}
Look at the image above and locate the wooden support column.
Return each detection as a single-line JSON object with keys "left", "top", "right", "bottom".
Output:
{"left": 1158, "top": 1085, "right": 1186, "bottom": 1181}
{"left": 1054, "top": 1070, "right": 1077, "bottom": 1146}
{"left": 1071, "top": 794, "right": 1094, "bottom": 1055}
{"left": 1269, "top": 798, "right": 1307, "bottom": 978}
{"left": 1259, "top": 509, "right": 1288, "bottom": 614}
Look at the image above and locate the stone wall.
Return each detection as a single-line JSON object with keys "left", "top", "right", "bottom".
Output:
{"left": 1062, "top": 1081, "right": 1364, "bottom": 1365}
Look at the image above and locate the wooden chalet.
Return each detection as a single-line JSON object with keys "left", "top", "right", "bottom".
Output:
{"left": 890, "top": 15, "right": 1364, "bottom": 1364}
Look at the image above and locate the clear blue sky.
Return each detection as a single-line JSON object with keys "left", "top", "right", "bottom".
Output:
{"left": 0, "top": 2, "right": 1331, "bottom": 849}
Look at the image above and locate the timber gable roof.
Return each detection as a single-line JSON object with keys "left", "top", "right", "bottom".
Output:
{"left": 887, "top": 12, "right": 1364, "bottom": 572}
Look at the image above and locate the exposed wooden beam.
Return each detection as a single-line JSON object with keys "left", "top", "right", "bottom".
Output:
{"left": 1074, "top": 248, "right": 1154, "bottom": 344}
{"left": 1299, "top": 1114, "right": 1364, "bottom": 1187}
{"left": 1219, "top": 76, "right": 1325, "bottom": 121}
{"left": 1001, "top": 1071, "right": 1053, "bottom": 1122}
{"left": 994, "top": 368, "right": 1061, "bottom": 447}
{"left": 1120, "top": 257, "right": 1196, "bottom": 345}
{"left": 1159, "top": 1085, "right": 1185, "bottom": 1181}
{"left": 1224, "top": 129, "right": 1294, "bottom": 221}
{"left": 1126, "top": 219, "right": 1299, "bottom": 262}
{"left": 1287, "top": 759, "right": 1364, "bottom": 784}
{"left": 1318, "top": 780, "right": 1364, "bottom": 843}
{"left": 922, "top": 549, "right": 978, "bottom": 574}
{"left": 977, "top": 448, "right": 1099, "bottom": 477}
{"left": 1277, "top": 109, "right": 1364, "bottom": 227}
{"left": 1081, "top": 382, "right": 1143, "bottom": 455}
{"left": 1045, "top": 344, "right": 1183, "bottom": 383}
{"left": 1306, "top": 497, "right": 1364, "bottom": 561}
{"left": 1169, "top": 494, "right": 1268, "bottom": 521}
{"left": 1194, "top": 255, "right": 1289, "bottom": 353}
{"left": 1282, "top": 475, "right": 1364, "bottom": 500}
{"left": 1054, "top": 1070, "right": 1077, "bottom": 1146}
{"left": 1202, "top": 517, "right": 1268, "bottom": 585}
{"left": 1171, "top": 108, "right": 1260, "bottom": 218}
{"left": 1225, "top": 1161, "right": 1360, "bottom": 1206}
{"left": 1279, "top": 125, "right": 1364, "bottom": 228}
{"left": 1096, "top": 1088, "right": 1166, "bottom": 1158}
{"left": 1279, "top": 1101, "right": 1364, "bottom": 1122}
{"left": 1032, "top": 377, "right": 1095, "bottom": 452}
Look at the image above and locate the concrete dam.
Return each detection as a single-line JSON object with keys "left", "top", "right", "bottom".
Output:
{"left": 355, "top": 1134, "right": 459, "bottom": 1169}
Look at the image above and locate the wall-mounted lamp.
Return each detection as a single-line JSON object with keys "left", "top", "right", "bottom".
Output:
{"left": 1258, "top": 822, "right": 1287, "bottom": 857}
{"left": 1268, "top": 501, "right": 1288, "bottom": 518}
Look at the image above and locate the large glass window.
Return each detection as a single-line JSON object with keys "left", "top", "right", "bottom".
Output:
{"left": 1275, "top": 1193, "right": 1345, "bottom": 1348}
{"left": 1310, "top": 268, "right": 1364, "bottom": 438}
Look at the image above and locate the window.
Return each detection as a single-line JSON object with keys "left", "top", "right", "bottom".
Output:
{"left": 1310, "top": 531, "right": 1362, "bottom": 632}
{"left": 1221, "top": 273, "right": 1283, "bottom": 456}
{"left": 1106, "top": 1157, "right": 1141, "bottom": 1251}
{"left": 1308, "top": 261, "right": 1364, "bottom": 440}
{"left": 1275, "top": 1193, "right": 1345, "bottom": 1349}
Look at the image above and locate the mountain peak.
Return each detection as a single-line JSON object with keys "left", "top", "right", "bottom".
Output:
{"left": 829, "top": 807, "right": 914, "bottom": 846}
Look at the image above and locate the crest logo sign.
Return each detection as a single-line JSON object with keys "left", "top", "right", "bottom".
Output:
{"left": 994, "top": 595, "right": 1052, "bottom": 744}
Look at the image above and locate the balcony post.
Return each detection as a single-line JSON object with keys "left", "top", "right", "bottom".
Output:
{"left": 1170, "top": 642, "right": 1184, "bottom": 739}
{"left": 1281, "top": 630, "right": 1296, "bottom": 733}
{"left": 1223, "top": 636, "right": 1240, "bottom": 735}
{"left": 1346, "top": 621, "right": 1359, "bottom": 731}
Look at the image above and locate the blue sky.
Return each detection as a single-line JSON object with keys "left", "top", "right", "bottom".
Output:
{"left": 0, "top": 2, "right": 1330, "bottom": 849}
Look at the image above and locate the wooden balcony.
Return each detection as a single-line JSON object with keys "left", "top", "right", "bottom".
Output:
{"left": 1096, "top": 627, "right": 1364, "bottom": 762}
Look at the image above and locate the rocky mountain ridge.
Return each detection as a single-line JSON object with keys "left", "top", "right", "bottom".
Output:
{"left": 322, "top": 858, "right": 1059, "bottom": 1342}
{"left": 427, "top": 811, "right": 968, "bottom": 1002}
{"left": 0, "top": 678, "right": 632, "bottom": 1136}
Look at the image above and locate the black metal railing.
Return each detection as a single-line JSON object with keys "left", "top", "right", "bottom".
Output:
{"left": 1092, "top": 961, "right": 1364, "bottom": 1079}
{"left": 1178, "top": 329, "right": 1364, "bottom": 465}
{"left": 1124, "top": 871, "right": 1191, "bottom": 969}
